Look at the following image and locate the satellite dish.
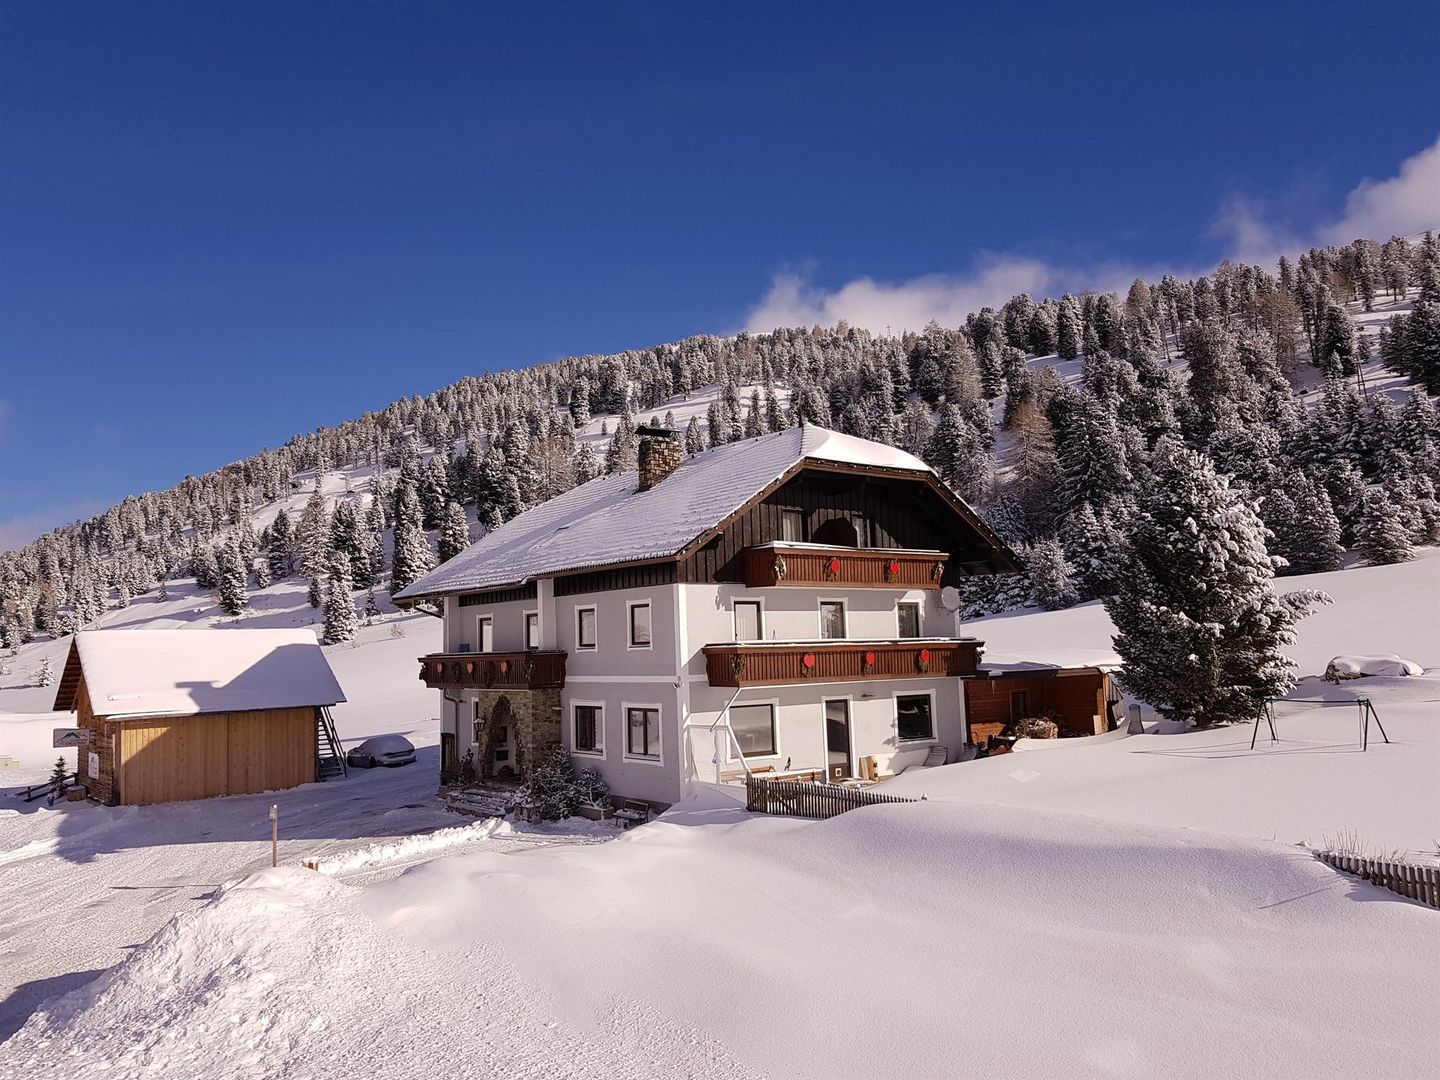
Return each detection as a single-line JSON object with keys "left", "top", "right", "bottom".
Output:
{"left": 939, "top": 585, "right": 961, "bottom": 613}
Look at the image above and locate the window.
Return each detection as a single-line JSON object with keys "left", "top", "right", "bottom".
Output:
{"left": 576, "top": 606, "right": 597, "bottom": 650}
{"left": 734, "top": 600, "right": 763, "bottom": 641}
{"left": 897, "top": 601, "right": 921, "bottom": 639}
{"left": 626, "top": 706, "right": 661, "bottom": 759}
{"left": 1010, "top": 690, "right": 1029, "bottom": 723}
{"left": 780, "top": 508, "right": 805, "bottom": 542}
{"left": 853, "top": 512, "right": 872, "bottom": 547}
{"left": 573, "top": 704, "right": 603, "bottom": 754}
{"left": 524, "top": 612, "right": 540, "bottom": 651}
{"left": 897, "top": 694, "right": 935, "bottom": 742}
{"left": 819, "top": 601, "right": 846, "bottom": 640}
{"left": 628, "top": 602, "right": 652, "bottom": 649}
{"left": 477, "top": 616, "right": 493, "bottom": 653}
{"left": 729, "top": 703, "right": 776, "bottom": 757}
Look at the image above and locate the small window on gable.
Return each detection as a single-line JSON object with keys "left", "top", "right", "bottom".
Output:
{"left": 780, "top": 508, "right": 805, "bottom": 542}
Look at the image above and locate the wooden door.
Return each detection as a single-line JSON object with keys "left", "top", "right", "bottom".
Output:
{"left": 824, "top": 699, "right": 851, "bottom": 781}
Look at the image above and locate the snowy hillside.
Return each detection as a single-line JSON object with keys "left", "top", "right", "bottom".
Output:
{"left": 2, "top": 552, "right": 1437, "bottom": 1077}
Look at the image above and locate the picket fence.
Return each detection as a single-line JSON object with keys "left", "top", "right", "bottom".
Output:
{"left": 745, "top": 774, "right": 918, "bottom": 819}
{"left": 1318, "top": 850, "right": 1440, "bottom": 909}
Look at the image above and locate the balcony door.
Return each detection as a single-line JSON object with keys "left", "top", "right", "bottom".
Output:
{"left": 824, "top": 699, "right": 852, "bottom": 782}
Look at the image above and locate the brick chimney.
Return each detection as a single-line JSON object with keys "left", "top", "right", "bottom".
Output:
{"left": 637, "top": 427, "right": 683, "bottom": 491}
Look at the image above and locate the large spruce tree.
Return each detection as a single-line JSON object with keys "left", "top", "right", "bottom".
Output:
{"left": 1105, "top": 440, "right": 1324, "bottom": 727}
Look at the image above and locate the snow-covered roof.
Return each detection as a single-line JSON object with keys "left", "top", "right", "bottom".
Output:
{"left": 395, "top": 425, "right": 947, "bottom": 601}
{"left": 55, "top": 629, "right": 346, "bottom": 718}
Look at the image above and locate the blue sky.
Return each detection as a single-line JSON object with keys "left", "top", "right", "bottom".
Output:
{"left": 3, "top": 1, "right": 1439, "bottom": 547}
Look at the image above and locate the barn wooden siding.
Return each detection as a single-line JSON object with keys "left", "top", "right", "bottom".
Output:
{"left": 965, "top": 671, "right": 1110, "bottom": 742}
{"left": 114, "top": 707, "right": 318, "bottom": 806}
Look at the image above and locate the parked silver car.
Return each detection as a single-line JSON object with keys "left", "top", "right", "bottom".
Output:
{"left": 346, "top": 735, "right": 417, "bottom": 769}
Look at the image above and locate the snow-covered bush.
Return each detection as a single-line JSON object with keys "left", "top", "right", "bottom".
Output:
{"left": 518, "top": 747, "right": 610, "bottom": 820}
{"left": 36, "top": 655, "right": 54, "bottom": 688}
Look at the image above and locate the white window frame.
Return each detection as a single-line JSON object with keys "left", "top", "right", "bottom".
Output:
{"left": 570, "top": 699, "right": 606, "bottom": 758}
{"left": 779, "top": 507, "right": 806, "bottom": 542}
{"left": 575, "top": 605, "right": 597, "bottom": 651}
{"left": 622, "top": 700, "right": 664, "bottom": 765}
{"left": 894, "top": 688, "right": 938, "bottom": 744}
{"left": 732, "top": 597, "right": 766, "bottom": 642}
{"left": 818, "top": 597, "right": 848, "bottom": 641}
{"left": 896, "top": 596, "right": 923, "bottom": 639}
{"left": 476, "top": 615, "right": 494, "bottom": 654}
{"left": 727, "top": 697, "right": 780, "bottom": 760}
{"left": 523, "top": 609, "right": 540, "bottom": 651}
{"left": 626, "top": 599, "right": 653, "bottom": 651}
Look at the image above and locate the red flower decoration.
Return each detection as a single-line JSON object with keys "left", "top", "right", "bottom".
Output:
{"left": 802, "top": 652, "right": 816, "bottom": 668}
{"left": 864, "top": 651, "right": 877, "bottom": 665}
{"left": 828, "top": 558, "right": 840, "bottom": 573}
{"left": 499, "top": 660, "right": 510, "bottom": 674}
{"left": 919, "top": 649, "right": 931, "bottom": 663}
{"left": 888, "top": 561, "right": 900, "bottom": 575}
{"left": 465, "top": 661, "right": 474, "bottom": 674}
{"left": 432, "top": 662, "right": 443, "bottom": 674}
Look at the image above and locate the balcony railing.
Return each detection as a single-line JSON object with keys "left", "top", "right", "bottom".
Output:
{"left": 744, "top": 543, "right": 949, "bottom": 589}
{"left": 702, "top": 638, "right": 981, "bottom": 688}
{"left": 417, "top": 651, "right": 567, "bottom": 691}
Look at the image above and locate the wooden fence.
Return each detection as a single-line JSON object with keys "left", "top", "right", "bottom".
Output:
{"left": 745, "top": 774, "right": 919, "bottom": 819}
{"left": 1318, "top": 850, "right": 1440, "bottom": 909}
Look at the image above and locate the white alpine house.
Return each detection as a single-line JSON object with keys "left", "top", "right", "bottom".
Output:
{"left": 394, "top": 423, "right": 1019, "bottom": 807}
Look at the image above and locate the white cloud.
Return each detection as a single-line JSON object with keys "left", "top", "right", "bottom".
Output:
{"left": 745, "top": 135, "right": 1440, "bottom": 334}
{"left": 1322, "top": 134, "right": 1440, "bottom": 244}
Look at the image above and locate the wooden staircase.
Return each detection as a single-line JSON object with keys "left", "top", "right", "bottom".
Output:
{"left": 317, "top": 708, "right": 347, "bottom": 781}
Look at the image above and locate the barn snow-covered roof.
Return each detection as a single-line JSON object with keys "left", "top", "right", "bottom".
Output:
{"left": 54, "top": 629, "right": 346, "bottom": 718}
{"left": 394, "top": 424, "right": 945, "bottom": 602}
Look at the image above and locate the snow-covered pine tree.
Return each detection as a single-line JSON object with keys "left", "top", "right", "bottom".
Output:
{"left": 323, "top": 553, "right": 360, "bottom": 645}
{"left": 438, "top": 500, "right": 471, "bottom": 564}
{"left": 390, "top": 474, "right": 435, "bottom": 594}
{"left": 266, "top": 507, "right": 294, "bottom": 578}
{"left": 1055, "top": 294, "right": 1082, "bottom": 360}
{"left": 37, "top": 655, "right": 55, "bottom": 688}
{"left": 572, "top": 442, "right": 601, "bottom": 483}
{"left": 1027, "top": 538, "right": 1079, "bottom": 610}
{"left": 1355, "top": 488, "right": 1414, "bottom": 565}
{"left": 308, "top": 576, "right": 323, "bottom": 609}
{"left": 1317, "top": 303, "right": 1358, "bottom": 377}
{"left": 363, "top": 586, "right": 380, "bottom": 622}
{"left": 1105, "top": 439, "right": 1322, "bottom": 727}
{"left": 216, "top": 538, "right": 249, "bottom": 616}
{"left": 296, "top": 486, "right": 331, "bottom": 580}
{"left": 253, "top": 556, "right": 272, "bottom": 589}
{"left": 684, "top": 416, "right": 705, "bottom": 454}
{"left": 1060, "top": 503, "right": 1126, "bottom": 600}
{"left": 1276, "top": 477, "right": 1344, "bottom": 575}
{"left": 419, "top": 455, "right": 452, "bottom": 530}
{"left": 605, "top": 408, "right": 638, "bottom": 473}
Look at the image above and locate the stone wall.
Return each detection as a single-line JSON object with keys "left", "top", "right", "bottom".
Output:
{"left": 472, "top": 688, "right": 562, "bottom": 781}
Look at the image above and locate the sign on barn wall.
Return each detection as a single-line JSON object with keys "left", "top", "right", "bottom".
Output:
{"left": 88, "top": 752, "right": 100, "bottom": 779}
{"left": 52, "top": 728, "right": 86, "bottom": 748}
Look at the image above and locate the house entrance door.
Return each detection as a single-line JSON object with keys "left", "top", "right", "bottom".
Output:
{"left": 824, "top": 699, "right": 852, "bottom": 781}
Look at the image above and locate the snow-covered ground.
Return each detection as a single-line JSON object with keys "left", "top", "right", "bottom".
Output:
{"left": 1, "top": 548, "right": 1436, "bottom": 1077}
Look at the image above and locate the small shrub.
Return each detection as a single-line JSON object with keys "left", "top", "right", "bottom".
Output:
{"left": 518, "top": 747, "right": 608, "bottom": 820}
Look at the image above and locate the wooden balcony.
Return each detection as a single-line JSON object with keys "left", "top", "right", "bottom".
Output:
{"left": 417, "top": 651, "right": 567, "bottom": 691}
{"left": 744, "top": 543, "right": 949, "bottom": 589}
{"left": 702, "top": 639, "right": 981, "bottom": 688}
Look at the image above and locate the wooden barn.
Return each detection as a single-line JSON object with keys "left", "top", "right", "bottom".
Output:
{"left": 53, "top": 628, "right": 347, "bottom": 806}
{"left": 965, "top": 665, "right": 1120, "bottom": 746}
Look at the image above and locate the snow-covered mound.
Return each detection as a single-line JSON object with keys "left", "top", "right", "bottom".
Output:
{"left": 1323, "top": 654, "right": 1424, "bottom": 680}
{"left": 5, "top": 798, "right": 1437, "bottom": 1080}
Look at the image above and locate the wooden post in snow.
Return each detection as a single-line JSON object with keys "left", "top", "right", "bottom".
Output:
{"left": 270, "top": 804, "right": 279, "bottom": 867}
